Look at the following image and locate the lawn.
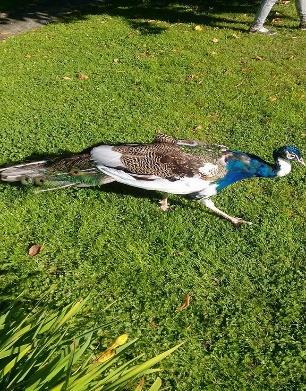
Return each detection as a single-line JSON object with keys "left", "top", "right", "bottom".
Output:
{"left": 0, "top": 1, "right": 305, "bottom": 389}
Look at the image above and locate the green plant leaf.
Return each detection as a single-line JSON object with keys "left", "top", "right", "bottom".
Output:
{"left": 0, "top": 300, "right": 180, "bottom": 390}
{"left": 104, "top": 343, "right": 183, "bottom": 390}
{"left": 148, "top": 377, "right": 162, "bottom": 391}
{"left": 0, "top": 344, "right": 32, "bottom": 360}
{"left": 1, "top": 344, "right": 32, "bottom": 376}
{"left": 0, "top": 323, "right": 32, "bottom": 352}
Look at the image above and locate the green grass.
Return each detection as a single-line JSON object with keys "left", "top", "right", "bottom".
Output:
{"left": 0, "top": 1, "right": 305, "bottom": 390}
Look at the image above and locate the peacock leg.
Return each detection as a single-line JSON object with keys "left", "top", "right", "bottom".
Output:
{"left": 159, "top": 193, "right": 169, "bottom": 211}
{"left": 200, "top": 198, "right": 252, "bottom": 226}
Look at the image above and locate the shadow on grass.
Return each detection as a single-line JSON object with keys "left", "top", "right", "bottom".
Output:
{"left": 1, "top": 0, "right": 262, "bottom": 35}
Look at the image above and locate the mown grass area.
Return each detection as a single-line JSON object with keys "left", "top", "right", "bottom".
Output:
{"left": 0, "top": 1, "right": 305, "bottom": 389}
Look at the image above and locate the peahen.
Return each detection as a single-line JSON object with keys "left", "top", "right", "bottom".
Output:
{"left": 0, "top": 134, "right": 304, "bottom": 226}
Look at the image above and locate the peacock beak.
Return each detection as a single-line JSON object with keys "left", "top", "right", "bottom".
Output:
{"left": 298, "top": 157, "right": 305, "bottom": 166}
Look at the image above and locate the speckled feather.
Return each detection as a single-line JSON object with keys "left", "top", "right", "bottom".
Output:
{"left": 112, "top": 136, "right": 228, "bottom": 180}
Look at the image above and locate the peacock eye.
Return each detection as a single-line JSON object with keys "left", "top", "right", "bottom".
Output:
{"left": 21, "top": 176, "right": 33, "bottom": 185}
{"left": 286, "top": 152, "right": 295, "bottom": 160}
{"left": 34, "top": 177, "right": 45, "bottom": 186}
{"left": 70, "top": 169, "right": 80, "bottom": 176}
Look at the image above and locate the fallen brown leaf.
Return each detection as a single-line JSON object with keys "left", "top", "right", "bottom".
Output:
{"left": 113, "top": 58, "right": 119, "bottom": 64}
{"left": 176, "top": 294, "right": 191, "bottom": 312}
{"left": 134, "top": 378, "right": 145, "bottom": 391}
{"left": 148, "top": 320, "right": 159, "bottom": 329}
{"left": 28, "top": 244, "right": 42, "bottom": 257}
{"left": 77, "top": 72, "right": 89, "bottom": 80}
{"left": 254, "top": 55, "right": 264, "bottom": 61}
{"left": 269, "top": 96, "right": 278, "bottom": 102}
{"left": 193, "top": 124, "right": 203, "bottom": 132}
{"left": 186, "top": 74, "right": 197, "bottom": 81}
{"left": 207, "top": 112, "right": 220, "bottom": 121}
{"left": 241, "top": 67, "right": 253, "bottom": 74}
{"left": 96, "top": 349, "right": 116, "bottom": 363}
{"left": 63, "top": 76, "right": 72, "bottom": 80}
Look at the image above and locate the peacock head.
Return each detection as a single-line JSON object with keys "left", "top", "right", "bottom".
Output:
{"left": 273, "top": 146, "right": 304, "bottom": 165}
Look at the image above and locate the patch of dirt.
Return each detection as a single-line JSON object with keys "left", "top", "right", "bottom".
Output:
{"left": 0, "top": 11, "right": 53, "bottom": 40}
{"left": 0, "top": 1, "right": 99, "bottom": 40}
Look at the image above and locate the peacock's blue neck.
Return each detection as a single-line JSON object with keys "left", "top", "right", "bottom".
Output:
{"left": 215, "top": 152, "right": 288, "bottom": 192}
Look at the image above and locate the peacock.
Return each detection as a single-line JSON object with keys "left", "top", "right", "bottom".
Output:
{"left": 0, "top": 134, "right": 304, "bottom": 226}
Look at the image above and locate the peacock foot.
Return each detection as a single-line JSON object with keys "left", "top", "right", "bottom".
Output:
{"left": 231, "top": 217, "right": 253, "bottom": 227}
{"left": 159, "top": 198, "right": 170, "bottom": 211}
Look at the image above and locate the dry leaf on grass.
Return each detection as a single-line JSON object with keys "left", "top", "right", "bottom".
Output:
{"left": 194, "top": 25, "right": 203, "bottom": 31}
{"left": 77, "top": 72, "right": 89, "bottom": 80}
{"left": 254, "top": 55, "right": 264, "bottom": 61}
{"left": 113, "top": 58, "right": 119, "bottom": 64}
{"left": 193, "top": 124, "right": 203, "bottom": 132}
{"left": 186, "top": 74, "right": 199, "bottom": 81}
{"left": 269, "top": 96, "right": 278, "bottom": 102}
{"left": 176, "top": 294, "right": 191, "bottom": 312}
{"left": 148, "top": 319, "right": 159, "bottom": 329}
{"left": 28, "top": 244, "right": 42, "bottom": 257}
{"left": 212, "top": 37, "right": 219, "bottom": 43}
{"left": 63, "top": 76, "right": 72, "bottom": 80}
{"left": 96, "top": 349, "right": 116, "bottom": 363}
{"left": 134, "top": 378, "right": 145, "bottom": 391}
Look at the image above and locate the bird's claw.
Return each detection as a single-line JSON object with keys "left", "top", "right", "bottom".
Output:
{"left": 232, "top": 217, "right": 253, "bottom": 227}
{"left": 159, "top": 199, "right": 170, "bottom": 211}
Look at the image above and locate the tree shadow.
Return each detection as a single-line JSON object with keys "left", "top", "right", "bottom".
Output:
{"left": 0, "top": 0, "right": 263, "bottom": 37}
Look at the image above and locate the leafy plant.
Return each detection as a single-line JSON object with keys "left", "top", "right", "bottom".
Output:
{"left": 0, "top": 299, "right": 181, "bottom": 390}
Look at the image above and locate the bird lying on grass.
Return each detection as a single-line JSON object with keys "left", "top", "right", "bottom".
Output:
{"left": 0, "top": 134, "right": 304, "bottom": 226}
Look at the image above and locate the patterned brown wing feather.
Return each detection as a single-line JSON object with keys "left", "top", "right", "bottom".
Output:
{"left": 113, "top": 143, "right": 212, "bottom": 180}
{"left": 153, "top": 133, "right": 177, "bottom": 144}
{"left": 47, "top": 153, "right": 96, "bottom": 173}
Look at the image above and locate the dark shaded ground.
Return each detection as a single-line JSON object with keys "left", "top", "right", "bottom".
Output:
{"left": 0, "top": 0, "right": 261, "bottom": 39}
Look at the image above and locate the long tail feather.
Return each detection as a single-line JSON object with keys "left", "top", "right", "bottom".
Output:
{"left": 0, "top": 153, "right": 113, "bottom": 190}
{"left": 0, "top": 161, "right": 47, "bottom": 182}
